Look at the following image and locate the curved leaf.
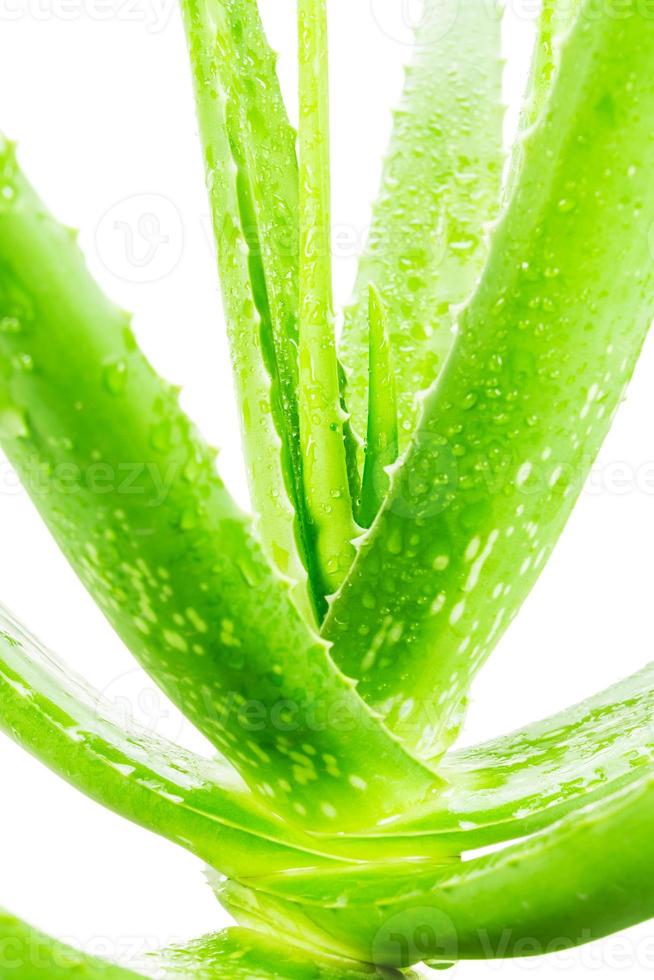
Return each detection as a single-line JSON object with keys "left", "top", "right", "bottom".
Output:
{"left": 0, "top": 605, "right": 362, "bottom": 876}
{"left": 506, "top": 0, "right": 583, "bottom": 196}
{"left": 335, "top": 661, "right": 654, "bottom": 848}
{"left": 150, "top": 926, "right": 411, "bottom": 978}
{"left": 222, "top": 773, "right": 654, "bottom": 967}
{"left": 324, "top": 0, "right": 654, "bottom": 759}
{"left": 0, "top": 139, "right": 438, "bottom": 831}
{"left": 340, "top": 0, "right": 503, "bottom": 452}
{"left": 0, "top": 912, "right": 408, "bottom": 979}
{"left": 523, "top": 0, "right": 584, "bottom": 132}
{"left": 0, "top": 909, "right": 143, "bottom": 978}
{"left": 179, "top": 0, "right": 318, "bottom": 618}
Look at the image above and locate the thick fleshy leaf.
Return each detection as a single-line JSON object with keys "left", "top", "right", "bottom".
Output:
{"left": 0, "top": 909, "right": 142, "bottom": 978}
{"left": 297, "top": 0, "right": 358, "bottom": 598}
{"left": 523, "top": 0, "right": 584, "bottom": 132}
{"left": 330, "top": 661, "right": 654, "bottom": 849}
{"left": 0, "top": 141, "right": 438, "bottom": 831}
{"left": 434, "top": 660, "right": 654, "bottom": 836}
{"left": 221, "top": 773, "right": 654, "bottom": 967}
{"left": 149, "top": 926, "right": 413, "bottom": 978}
{"left": 0, "top": 603, "right": 457, "bottom": 870}
{"left": 358, "top": 287, "right": 399, "bottom": 529}
{"left": 324, "top": 0, "right": 654, "bottom": 759}
{"left": 178, "top": 0, "right": 317, "bottom": 618}
{"left": 506, "top": 0, "right": 584, "bottom": 195}
{"left": 0, "top": 912, "right": 412, "bottom": 978}
{"left": 340, "top": 0, "right": 503, "bottom": 452}
{"left": 0, "top": 605, "right": 362, "bottom": 876}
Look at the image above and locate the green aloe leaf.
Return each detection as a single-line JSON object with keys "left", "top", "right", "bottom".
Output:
{"left": 0, "top": 909, "right": 143, "bottom": 978}
{"left": 340, "top": 0, "right": 504, "bottom": 453}
{"left": 358, "top": 286, "right": 399, "bottom": 529}
{"left": 0, "top": 912, "right": 409, "bottom": 978}
{"left": 435, "top": 660, "right": 654, "bottom": 836}
{"left": 150, "top": 926, "right": 412, "bottom": 978}
{"left": 179, "top": 0, "right": 318, "bottom": 618}
{"left": 223, "top": 664, "right": 654, "bottom": 960}
{"left": 506, "top": 0, "right": 583, "bottom": 193}
{"left": 324, "top": 0, "right": 654, "bottom": 759}
{"left": 4, "top": 0, "right": 654, "bottom": 967}
{"left": 297, "top": 0, "right": 359, "bottom": 599}
{"left": 0, "top": 605, "right": 364, "bottom": 876}
{"left": 524, "top": 0, "right": 584, "bottom": 131}
{"left": 332, "top": 661, "right": 654, "bottom": 850}
{"left": 0, "top": 603, "right": 455, "bottom": 869}
{"left": 0, "top": 138, "right": 438, "bottom": 832}
{"left": 223, "top": 773, "right": 654, "bottom": 967}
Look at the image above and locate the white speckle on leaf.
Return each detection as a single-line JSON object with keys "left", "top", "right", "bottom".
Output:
{"left": 450, "top": 601, "right": 465, "bottom": 625}
{"left": 516, "top": 462, "right": 532, "bottom": 487}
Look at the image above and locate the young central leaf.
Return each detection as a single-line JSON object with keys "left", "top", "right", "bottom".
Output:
{"left": 359, "top": 285, "right": 399, "bottom": 528}
{"left": 297, "top": 0, "right": 359, "bottom": 599}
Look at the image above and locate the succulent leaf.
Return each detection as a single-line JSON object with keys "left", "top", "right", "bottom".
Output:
{"left": 340, "top": 0, "right": 504, "bottom": 453}
{"left": 0, "top": 912, "right": 410, "bottom": 978}
{"left": 297, "top": 0, "right": 359, "bottom": 599}
{"left": 0, "top": 605, "right": 364, "bottom": 876}
{"left": 358, "top": 286, "right": 399, "bottom": 529}
{"left": 324, "top": 0, "right": 654, "bottom": 760}
{"left": 223, "top": 772, "right": 654, "bottom": 966}
{"left": 179, "top": 0, "right": 319, "bottom": 618}
{"left": 339, "top": 661, "right": 654, "bottom": 848}
{"left": 150, "top": 926, "right": 412, "bottom": 978}
{"left": 0, "top": 145, "right": 438, "bottom": 832}
{"left": 0, "top": 908, "right": 143, "bottom": 978}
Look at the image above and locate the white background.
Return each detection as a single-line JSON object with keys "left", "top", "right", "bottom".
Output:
{"left": 1, "top": 0, "right": 654, "bottom": 976}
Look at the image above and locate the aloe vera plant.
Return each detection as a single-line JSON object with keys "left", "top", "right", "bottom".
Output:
{"left": 2, "top": 0, "right": 654, "bottom": 974}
